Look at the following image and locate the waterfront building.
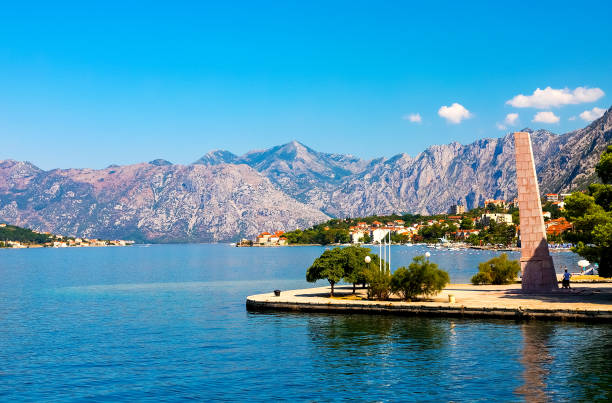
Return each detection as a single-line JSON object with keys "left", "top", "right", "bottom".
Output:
{"left": 545, "top": 193, "right": 559, "bottom": 202}
{"left": 351, "top": 231, "right": 366, "bottom": 243}
{"left": 449, "top": 204, "right": 466, "bottom": 214}
{"left": 479, "top": 213, "right": 513, "bottom": 225}
{"left": 370, "top": 228, "right": 390, "bottom": 243}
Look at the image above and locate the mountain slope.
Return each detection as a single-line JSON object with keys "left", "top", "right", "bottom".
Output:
{"left": 538, "top": 108, "right": 612, "bottom": 193}
{"left": 195, "top": 140, "right": 370, "bottom": 206}
{"left": 1, "top": 106, "right": 609, "bottom": 241}
{"left": 0, "top": 161, "right": 328, "bottom": 242}
{"left": 324, "top": 107, "right": 611, "bottom": 216}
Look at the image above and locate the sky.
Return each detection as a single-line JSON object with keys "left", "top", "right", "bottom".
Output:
{"left": 1, "top": 1, "right": 611, "bottom": 170}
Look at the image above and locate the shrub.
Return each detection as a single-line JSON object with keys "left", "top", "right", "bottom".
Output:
{"left": 471, "top": 253, "right": 520, "bottom": 285}
{"left": 365, "top": 266, "right": 391, "bottom": 300}
{"left": 390, "top": 256, "right": 450, "bottom": 301}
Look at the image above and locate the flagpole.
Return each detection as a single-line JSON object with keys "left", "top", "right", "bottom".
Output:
{"left": 388, "top": 230, "right": 391, "bottom": 273}
{"left": 379, "top": 237, "right": 382, "bottom": 272}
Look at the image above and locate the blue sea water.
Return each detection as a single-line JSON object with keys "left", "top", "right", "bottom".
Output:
{"left": 0, "top": 244, "right": 610, "bottom": 401}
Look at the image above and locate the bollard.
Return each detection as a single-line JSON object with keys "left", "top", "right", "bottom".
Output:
{"left": 448, "top": 294, "right": 455, "bottom": 303}
{"left": 274, "top": 289, "right": 281, "bottom": 297}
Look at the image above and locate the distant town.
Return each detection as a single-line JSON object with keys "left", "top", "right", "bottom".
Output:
{"left": 0, "top": 223, "right": 134, "bottom": 249}
{"left": 240, "top": 192, "right": 575, "bottom": 249}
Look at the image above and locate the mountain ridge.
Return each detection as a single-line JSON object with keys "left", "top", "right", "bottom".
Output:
{"left": 1, "top": 106, "right": 610, "bottom": 241}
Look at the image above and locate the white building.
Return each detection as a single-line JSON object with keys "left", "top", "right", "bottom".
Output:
{"left": 351, "top": 231, "right": 366, "bottom": 243}
{"left": 479, "top": 213, "right": 513, "bottom": 225}
{"left": 371, "top": 228, "right": 391, "bottom": 244}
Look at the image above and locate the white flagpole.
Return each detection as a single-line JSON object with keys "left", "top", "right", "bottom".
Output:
{"left": 388, "top": 230, "right": 391, "bottom": 273}
{"left": 379, "top": 238, "right": 382, "bottom": 272}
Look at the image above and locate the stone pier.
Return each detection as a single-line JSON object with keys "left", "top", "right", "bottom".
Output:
{"left": 514, "top": 132, "right": 558, "bottom": 292}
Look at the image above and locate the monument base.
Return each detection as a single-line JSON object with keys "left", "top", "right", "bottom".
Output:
{"left": 521, "top": 256, "right": 559, "bottom": 292}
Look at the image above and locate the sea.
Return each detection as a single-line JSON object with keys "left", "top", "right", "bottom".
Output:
{"left": 1, "top": 244, "right": 610, "bottom": 401}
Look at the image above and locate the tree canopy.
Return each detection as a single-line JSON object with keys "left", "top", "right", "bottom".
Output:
{"left": 306, "top": 247, "right": 346, "bottom": 296}
{"left": 390, "top": 256, "right": 449, "bottom": 300}
{"left": 471, "top": 253, "right": 520, "bottom": 285}
{"left": 306, "top": 245, "right": 381, "bottom": 296}
{"left": 563, "top": 146, "right": 612, "bottom": 277}
{"left": 0, "top": 224, "right": 54, "bottom": 245}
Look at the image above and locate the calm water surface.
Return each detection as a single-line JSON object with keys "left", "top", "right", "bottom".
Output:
{"left": 1, "top": 244, "right": 610, "bottom": 401}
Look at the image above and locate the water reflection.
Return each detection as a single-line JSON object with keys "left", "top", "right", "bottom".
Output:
{"left": 566, "top": 325, "right": 612, "bottom": 401}
{"left": 307, "top": 315, "right": 449, "bottom": 352}
{"left": 514, "top": 323, "right": 555, "bottom": 401}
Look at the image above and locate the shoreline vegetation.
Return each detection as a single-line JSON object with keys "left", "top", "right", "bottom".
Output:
{"left": 0, "top": 223, "right": 134, "bottom": 249}
{"left": 238, "top": 205, "right": 572, "bottom": 251}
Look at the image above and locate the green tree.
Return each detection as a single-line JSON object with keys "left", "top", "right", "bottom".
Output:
{"left": 595, "top": 145, "right": 612, "bottom": 184}
{"left": 542, "top": 201, "right": 562, "bottom": 219}
{"left": 564, "top": 192, "right": 602, "bottom": 221}
{"left": 306, "top": 247, "right": 346, "bottom": 296}
{"left": 362, "top": 252, "right": 390, "bottom": 300}
{"left": 487, "top": 222, "right": 517, "bottom": 246}
{"left": 466, "top": 233, "right": 480, "bottom": 245}
{"left": 589, "top": 183, "right": 612, "bottom": 212}
{"left": 511, "top": 210, "right": 520, "bottom": 225}
{"left": 418, "top": 224, "right": 446, "bottom": 242}
{"left": 390, "top": 256, "right": 449, "bottom": 300}
{"left": 341, "top": 245, "right": 379, "bottom": 293}
{"left": 471, "top": 253, "right": 520, "bottom": 285}
{"left": 563, "top": 148, "right": 612, "bottom": 277}
{"left": 0, "top": 224, "right": 54, "bottom": 245}
{"left": 460, "top": 217, "right": 474, "bottom": 230}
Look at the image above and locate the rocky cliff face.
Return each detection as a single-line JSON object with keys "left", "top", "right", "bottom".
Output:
{"left": 0, "top": 161, "right": 328, "bottom": 242}
{"left": 195, "top": 140, "right": 370, "bottom": 210}
{"left": 1, "top": 106, "right": 610, "bottom": 241}
{"left": 324, "top": 130, "right": 560, "bottom": 216}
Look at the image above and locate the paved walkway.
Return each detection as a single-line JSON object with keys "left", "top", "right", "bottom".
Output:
{"left": 246, "top": 283, "right": 612, "bottom": 322}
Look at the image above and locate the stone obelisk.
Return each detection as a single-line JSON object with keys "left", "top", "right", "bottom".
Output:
{"left": 514, "top": 132, "right": 558, "bottom": 292}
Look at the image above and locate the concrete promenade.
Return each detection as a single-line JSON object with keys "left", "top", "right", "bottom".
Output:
{"left": 246, "top": 284, "right": 612, "bottom": 322}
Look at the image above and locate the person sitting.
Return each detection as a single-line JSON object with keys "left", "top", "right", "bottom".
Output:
{"left": 562, "top": 269, "right": 571, "bottom": 289}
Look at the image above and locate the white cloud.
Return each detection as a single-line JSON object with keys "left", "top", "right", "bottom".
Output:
{"left": 569, "top": 116, "right": 577, "bottom": 121}
{"left": 533, "top": 111, "right": 560, "bottom": 124}
{"left": 496, "top": 123, "right": 507, "bottom": 130}
{"left": 402, "top": 113, "right": 422, "bottom": 123}
{"left": 504, "top": 113, "right": 519, "bottom": 126}
{"left": 506, "top": 86, "right": 604, "bottom": 109}
{"left": 579, "top": 107, "right": 606, "bottom": 122}
{"left": 438, "top": 103, "right": 472, "bottom": 124}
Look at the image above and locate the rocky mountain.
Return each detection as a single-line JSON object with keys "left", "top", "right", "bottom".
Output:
{"left": 324, "top": 130, "right": 561, "bottom": 216}
{"left": 195, "top": 140, "right": 370, "bottom": 210}
{"left": 0, "top": 161, "right": 328, "bottom": 242}
{"left": 1, "top": 106, "right": 610, "bottom": 241}
{"left": 195, "top": 107, "right": 611, "bottom": 217}
{"left": 537, "top": 108, "right": 612, "bottom": 193}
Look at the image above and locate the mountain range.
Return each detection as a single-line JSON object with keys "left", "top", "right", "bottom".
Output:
{"left": 1, "top": 106, "right": 610, "bottom": 242}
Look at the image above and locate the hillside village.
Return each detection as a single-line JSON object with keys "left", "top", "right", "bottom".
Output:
{"left": 0, "top": 223, "right": 134, "bottom": 249}
{"left": 244, "top": 192, "right": 576, "bottom": 248}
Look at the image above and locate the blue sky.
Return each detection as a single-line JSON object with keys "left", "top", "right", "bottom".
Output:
{"left": 1, "top": 1, "right": 611, "bottom": 169}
